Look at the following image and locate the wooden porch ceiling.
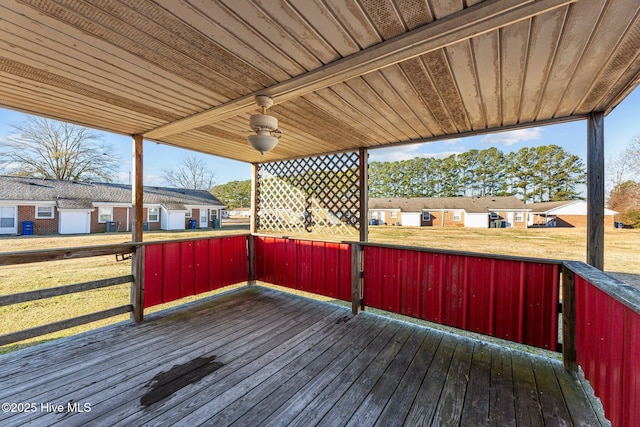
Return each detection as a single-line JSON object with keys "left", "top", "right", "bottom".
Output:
{"left": 1, "top": 0, "right": 639, "bottom": 163}
{"left": 0, "top": 286, "right": 605, "bottom": 426}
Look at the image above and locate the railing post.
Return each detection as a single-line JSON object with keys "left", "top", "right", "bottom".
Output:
{"left": 248, "top": 234, "right": 256, "bottom": 286}
{"left": 562, "top": 265, "right": 577, "bottom": 372}
{"left": 131, "top": 245, "right": 144, "bottom": 322}
{"left": 351, "top": 243, "right": 363, "bottom": 315}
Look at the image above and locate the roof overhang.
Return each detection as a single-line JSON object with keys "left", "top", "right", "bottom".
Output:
{"left": 1, "top": 0, "right": 640, "bottom": 163}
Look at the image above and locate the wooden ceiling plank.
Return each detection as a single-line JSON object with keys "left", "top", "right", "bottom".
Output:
{"left": 322, "top": 0, "right": 382, "bottom": 49}
{"left": 428, "top": 0, "right": 465, "bottom": 21}
{"left": 144, "top": 0, "right": 575, "bottom": 140}
{"left": 421, "top": 49, "right": 471, "bottom": 132}
{"left": 472, "top": 30, "right": 502, "bottom": 128}
{"left": 578, "top": 11, "right": 640, "bottom": 113}
{"left": 500, "top": 19, "right": 531, "bottom": 126}
{"left": 556, "top": 0, "right": 640, "bottom": 116}
{"left": 343, "top": 77, "right": 416, "bottom": 140}
{"left": 378, "top": 65, "right": 437, "bottom": 137}
{"left": 254, "top": 0, "right": 340, "bottom": 65}
{"left": 536, "top": 1, "right": 603, "bottom": 120}
{"left": 444, "top": 40, "right": 485, "bottom": 130}
{"left": 400, "top": 57, "right": 456, "bottom": 135}
{"left": 0, "top": 34, "right": 202, "bottom": 116}
{"left": 220, "top": 0, "right": 323, "bottom": 71}
{"left": 19, "top": 0, "right": 246, "bottom": 100}
{"left": 307, "top": 89, "right": 399, "bottom": 142}
{"left": 0, "top": 3, "right": 226, "bottom": 105}
{"left": 518, "top": 7, "right": 567, "bottom": 123}
{"left": 287, "top": 0, "right": 361, "bottom": 57}
{"left": 362, "top": 70, "right": 433, "bottom": 137}
{"left": 155, "top": 0, "right": 291, "bottom": 82}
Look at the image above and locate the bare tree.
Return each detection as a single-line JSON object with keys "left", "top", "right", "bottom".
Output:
{"left": 0, "top": 116, "right": 120, "bottom": 181}
{"left": 608, "top": 133, "right": 640, "bottom": 191}
{"left": 162, "top": 155, "right": 216, "bottom": 190}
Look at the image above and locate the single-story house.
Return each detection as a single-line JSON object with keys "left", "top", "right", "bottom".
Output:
{"left": 0, "top": 175, "right": 225, "bottom": 235}
{"left": 527, "top": 200, "right": 617, "bottom": 228}
{"left": 369, "top": 196, "right": 530, "bottom": 228}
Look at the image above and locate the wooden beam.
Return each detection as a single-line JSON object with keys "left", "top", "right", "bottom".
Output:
{"left": 351, "top": 243, "right": 362, "bottom": 315}
{"left": 561, "top": 266, "right": 577, "bottom": 372}
{"left": 359, "top": 147, "right": 369, "bottom": 243}
{"left": 587, "top": 112, "right": 604, "bottom": 270}
{"left": 143, "top": 0, "right": 574, "bottom": 140}
{"left": 131, "top": 134, "right": 144, "bottom": 322}
{"left": 0, "top": 275, "right": 133, "bottom": 307}
{"left": 0, "top": 244, "right": 135, "bottom": 266}
{"left": 0, "top": 305, "right": 133, "bottom": 347}
{"left": 250, "top": 163, "right": 258, "bottom": 234}
{"left": 247, "top": 235, "right": 256, "bottom": 286}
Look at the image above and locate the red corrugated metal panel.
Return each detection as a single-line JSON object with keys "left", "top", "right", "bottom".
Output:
{"left": 163, "top": 242, "right": 181, "bottom": 302}
{"left": 144, "top": 235, "right": 248, "bottom": 308}
{"left": 143, "top": 243, "right": 163, "bottom": 308}
{"left": 362, "top": 246, "right": 560, "bottom": 350}
{"left": 194, "top": 240, "right": 209, "bottom": 294}
{"left": 253, "top": 236, "right": 352, "bottom": 301}
{"left": 575, "top": 276, "right": 640, "bottom": 426}
{"left": 180, "top": 241, "right": 195, "bottom": 298}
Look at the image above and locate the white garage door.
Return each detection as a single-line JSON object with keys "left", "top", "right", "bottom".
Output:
{"left": 402, "top": 212, "right": 421, "bottom": 226}
{"left": 59, "top": 210, "right": 91, "bottom": 234}
{"left": 0, "top": 206, "right": 17, "bottom": 234}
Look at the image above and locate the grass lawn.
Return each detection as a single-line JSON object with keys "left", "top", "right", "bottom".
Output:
{"left": 1, "top": 224, "right": 638, "bottom": 353}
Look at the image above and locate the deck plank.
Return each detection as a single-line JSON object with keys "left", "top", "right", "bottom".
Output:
{"left": 373, "top": 330, "right": 443, "bottom": 426}
{"left": 0, "top": 290, "right": 289, "bottom": 402}
{"left": 0, "top": 286, "right": 606, "bottom": 427}
{"left": 459, "top": 342, "right": 493, "bottom": 427}
{"left": 64, "top": 295, "right": 332, "bottom": 426}
{"left": 511, "top": 351, "right": 545, "bottom": 427}
{"left": 211, "top": 315, "right": 383, "bottom": 426}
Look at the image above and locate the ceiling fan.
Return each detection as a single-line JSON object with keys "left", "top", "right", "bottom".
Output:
{"left": 246, "top": 95, "right": 282, "bottom": 155}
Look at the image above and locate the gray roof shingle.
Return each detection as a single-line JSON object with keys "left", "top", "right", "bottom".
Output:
{"left": 369, "top": 196, "right": 529, "bottom": 213}
{"left": 0, "top": 176, "right": 224, "bottom": 209}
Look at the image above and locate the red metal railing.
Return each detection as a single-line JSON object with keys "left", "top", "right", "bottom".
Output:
{"left": 362, "top": 244, "right": 562, "bottom": 351}
{"left": 144, "top": 235, "right": 248, "bottom": 308}
{"left": 253, "top": 236, "right": 352, "bottom": 302}
{"left": 566, "top": 261, "right": 640, "bottom": 426}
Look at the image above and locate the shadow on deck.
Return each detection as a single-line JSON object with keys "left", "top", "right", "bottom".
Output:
{"left": 0, "top": 286, "right": 606, "bottom": 426}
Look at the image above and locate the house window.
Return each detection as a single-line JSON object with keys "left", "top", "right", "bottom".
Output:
{"left": 36, "top": 206, "right": 54, "bottom": 219}
{"left": 515, "top": 212, "right": 524, "bottom": 222}
{"left": 390, "top": 211, "right": 398, "bottom": 218}
{"left": 98, "top": 207, "right": 113, "bottom": 223}
{"left": 453, "top": 212, "right": 461, "bottom": 221}
{"left": 422, "top": 211, "right": 430, "bottom": 221}
{"left": 148, "top": 207, "right": 159, "bottom": 222}
{"left": 185, "top": 209, "right": 192, "bottom": 218}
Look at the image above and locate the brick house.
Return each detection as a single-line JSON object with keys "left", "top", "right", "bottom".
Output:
{"left": 369, "top": 196, "right": 530, "bottom": 228}
{"left": 527, "top": 200, "right": 617, "bottom": 228}
{"left": 0, "top": 176, "right": 225, "bottom": 235}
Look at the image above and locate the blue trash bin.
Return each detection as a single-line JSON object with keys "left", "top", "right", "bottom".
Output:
{"left": 21, "top": 221, "right": 34, "bottom": 235}
{"left": 189, "top": 219, "right": 197, "bottom": 229}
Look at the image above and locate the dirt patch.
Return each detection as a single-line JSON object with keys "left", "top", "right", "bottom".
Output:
{"left": 140, "top": 355, "right": 224, "bottom": 407}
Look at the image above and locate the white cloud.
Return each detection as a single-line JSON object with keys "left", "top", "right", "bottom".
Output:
{"left": 368, "top": 144, "right": 423, "bottom": 162}
{"left": 480, "top": 127, "right": 542, "bottom": 146}
{"left": 420, "top": 151, "right": 463, "bottom": 159}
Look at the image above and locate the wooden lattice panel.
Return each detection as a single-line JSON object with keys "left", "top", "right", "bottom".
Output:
{"left": 257, "top": 152, "right": 361, "bottom": 236}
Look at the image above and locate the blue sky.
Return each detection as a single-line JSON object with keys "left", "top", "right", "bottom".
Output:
{"left": 1, "top": 85, "right": 639, "bottom": 187}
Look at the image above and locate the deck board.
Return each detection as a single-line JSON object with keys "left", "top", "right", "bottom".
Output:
{"left": 0, "top": 286, "right": 606, "bottom": 426}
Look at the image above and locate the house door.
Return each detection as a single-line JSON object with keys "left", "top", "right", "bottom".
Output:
{"left": 0, "top": 206, "right": 17, "bottom": 234}
{"left": 200, "top": 209, "right": 208, "bottom": 228}
{"left": 506, "top": 212, "right": 514, "bottom": 227}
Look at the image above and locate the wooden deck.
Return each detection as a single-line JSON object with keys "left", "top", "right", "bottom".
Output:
{"left": 0, "top": 286, "right": 606, "bottom": 426}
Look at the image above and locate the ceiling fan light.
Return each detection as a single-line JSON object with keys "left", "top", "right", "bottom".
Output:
{"left": 247, "top": 134, "right": 278, "bottom": 155}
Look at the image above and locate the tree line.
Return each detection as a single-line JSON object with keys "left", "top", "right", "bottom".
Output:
{"left": 369, "top": 145, "right": 586, "bottom": 203}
